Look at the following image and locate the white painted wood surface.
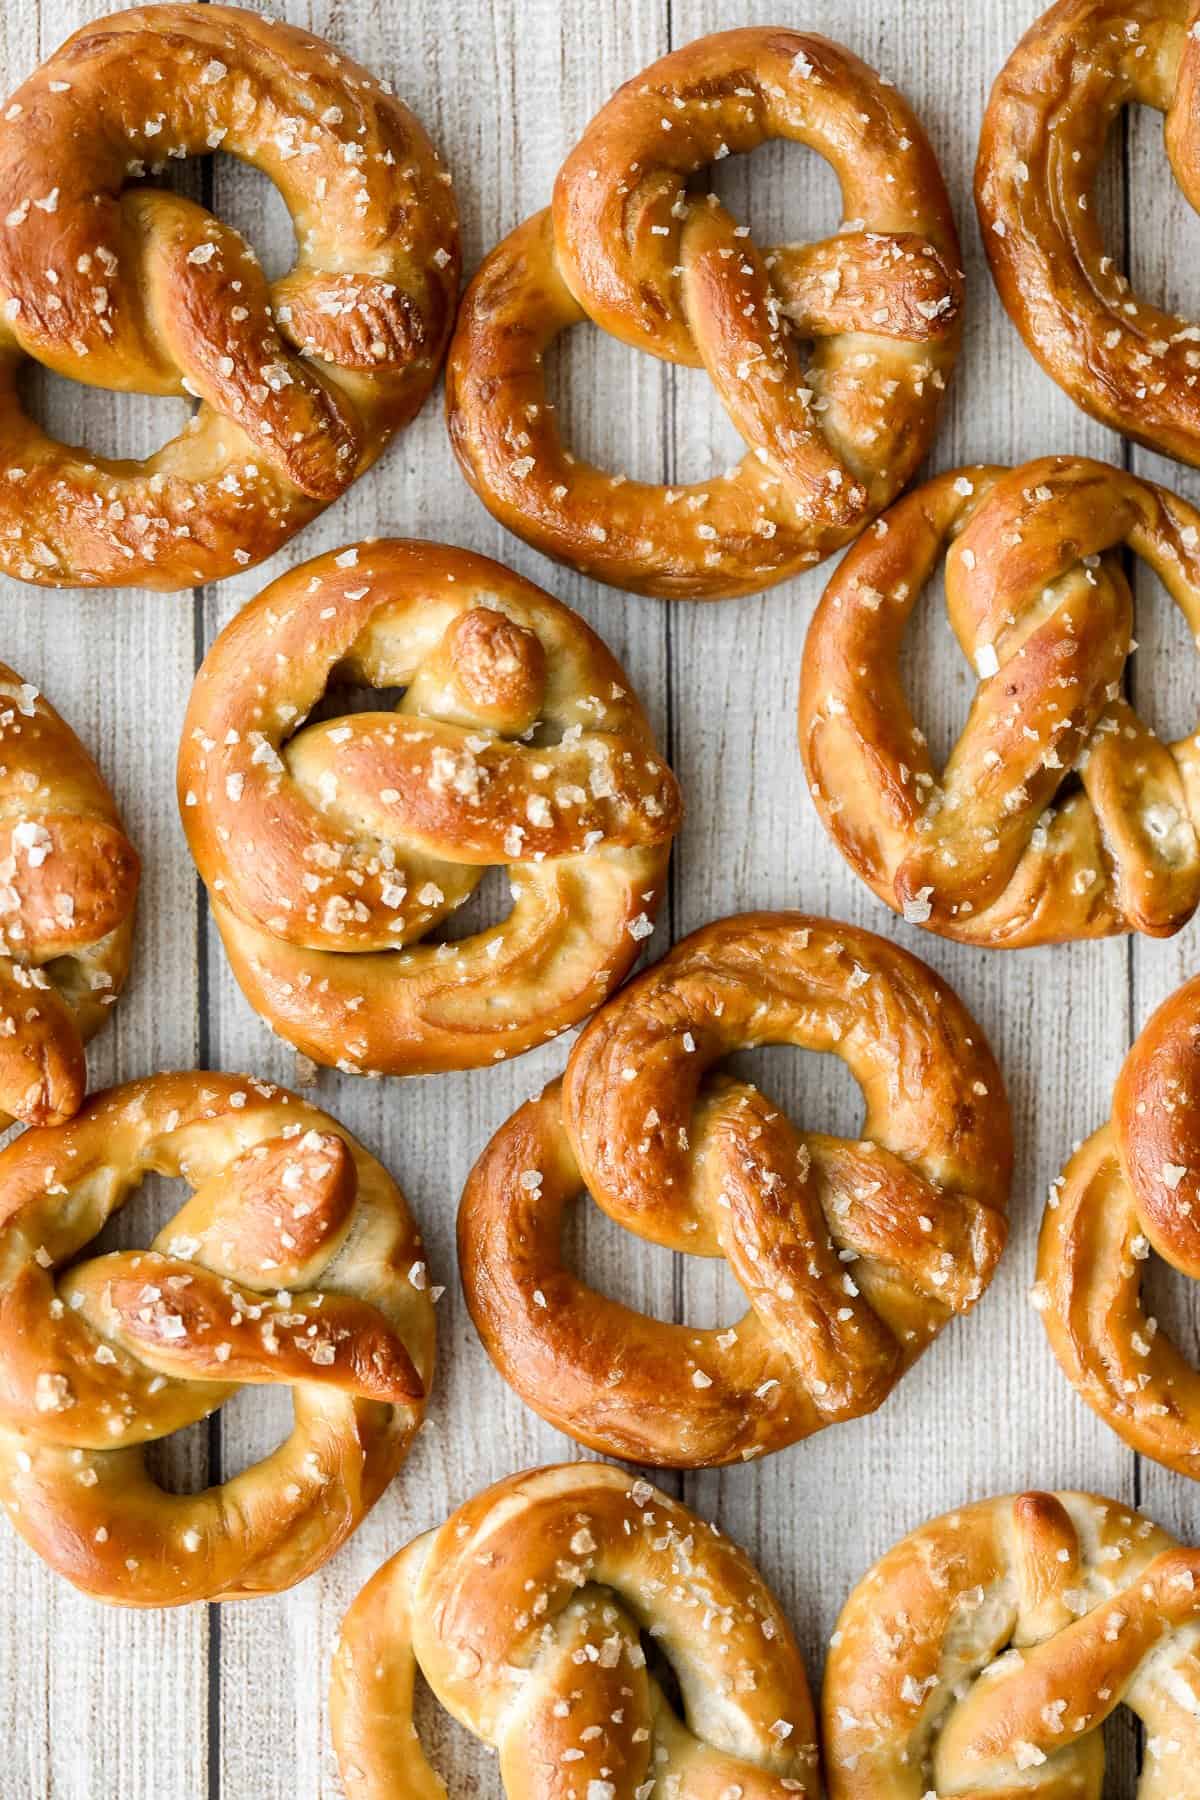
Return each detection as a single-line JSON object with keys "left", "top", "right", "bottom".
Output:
{"left": 0, "top": 0, "right": 1194, "bottom": 1792}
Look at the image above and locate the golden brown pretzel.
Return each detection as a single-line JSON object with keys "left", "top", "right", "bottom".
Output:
{"left": 179, "top": 539, "right": 680, "bottom": 1076}
{"left": 446, "top": 27, "right": 962, "bottom": 600}
{"left": 0, "top": 4, "right": 458, "bottom": 589}
{"left": 0, "top": 664, "right": 138, "bottom": 1126}
{"left": 331, "top": 1462, "right": 819, "bottom": 1800}
{"left": 1037, "top": 973, "right": 1200, "bottom": 1477}
{"left": 801, "top": 455, "right": 1200, "bottom": 947}
{"left": 459, "top": 912, "right": 1009, "bottom": 1468}
{"left": 0, "top": 1071, "right": 433, "bottom": 1605}
{"left": 977, "top": 0, "right": 1200, "bottom": 466}
{"left": 823, "top": 1489, "right": 1200, "bottom": 1797}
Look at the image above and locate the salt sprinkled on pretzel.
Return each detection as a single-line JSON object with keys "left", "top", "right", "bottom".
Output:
{"left": 179, "top": 539, "right": 681, "bottom": 1076}
{"left": 447, "top": 27, "right": 961, "bottom": 600}
{"left": 332, "top": 1462, "right": 820, "bottom": 1799}
{"left": 0, "top": 3, "right": 459, "bottom": 588}
{"left": 0, "top": 1070, "right": 433, "bottom": 1605}
{"left": 801, "top": 455, "right": 1200, "bottom": 947}
{"left": 460, "top": 911, "right": 1009, "bottom": 1467}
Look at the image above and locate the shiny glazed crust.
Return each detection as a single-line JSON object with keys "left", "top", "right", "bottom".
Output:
{"left": 178, "top": 539, "right": 681, "bottom": 1075}
{"left": 459, "top": 911, "right": 1010, "bottom": 1467}
{"left": 0, "top": 3, "right": 459, "bottom": 588}
{"left": 0, "top": 663, "right": 138, "bottom": 1125}
{"left": 0, "top": 1071, "right": 434, "bottom": 1604}
{"left": 824, "top": 1489, "right": 1200, "bottom": 1797}
{"left": 447, "top": 27, "right": 962, "bottom": 599}
{"left": 800, "top": 456, "right": 1200, "bottom": 946}
{"left": 331, "top": 1462, "right": 820, "bottom": 1799}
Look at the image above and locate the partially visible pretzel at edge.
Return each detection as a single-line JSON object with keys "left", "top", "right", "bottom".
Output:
{"left": 0, "top": 1071, "right": 433, "bottom": 1605}
{"left": 460, "top": 912, "right": 1010, "bottom": 1468}
{"left": 978, "top": 0, "right": 1200, "bottom": 469}
{"left": 0, "top": 4, "right": 459, "bottom": 589}
{"left": 801, "top": 456, "right": 1200, "bottom": 948}
{"left": 446, "top": 27, "right": 962, "bottom": 601}
{"left": 824, "top": 1488, "right": 1200, "bottom": 1797}
{"left": 0, "top": 664, "right": 138, "bottom": 1126}
{"left": 179, "top": 540, "right": 681, "bottom": 1076}
{"left": 1037, "top": 972, "right": 1200, "bottom": 1479}
{"left": 332, "top": 1462, "right": 820, "bottom": 1799}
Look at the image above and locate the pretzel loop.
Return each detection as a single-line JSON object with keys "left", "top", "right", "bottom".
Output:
{"left": 446, "top": 27, "right": 961, "bottom": 599}
{"left": 0, "top": 4, "right": 459, "bottom": 588}
{"left": 0, "top": 665, "right": 138, "bottom": 1126}
{"left": 977, "top": 0, "right": 1200, "bottom": 469}
{"left": 331, "top": 1464, "right": 820, "bottom": 1800}
{"left": 180, "top": 541, "right": 680, "bottom": 1077}
{"left": 459, "top": 913, "right": 1009, "bottom": 1468}
{"left": 801, "top": 455, "right": 1200, "bottom": 948}
{"left": 824, "top": 1489, "right": 1200, "bottom": 1799}
{"left": 1038, "top": 973, "right": 1200, "bottom": 1479}
{"left": 0, "top": 1073, "right": 433, "bottom": 1604}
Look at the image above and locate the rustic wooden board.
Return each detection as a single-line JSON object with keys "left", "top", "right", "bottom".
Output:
{"left": 0, "top": 0, "right": 1195, "bottom": 1793}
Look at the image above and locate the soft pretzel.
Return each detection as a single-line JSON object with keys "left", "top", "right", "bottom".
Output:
{"left": 0, "top": 1071, "right": 433, "bottom": 1605}
{"left": 800, "top": 456, "right": 1200, "bottom": 948}
{"left": 459, "top": 912, "right": 1009, "bottom": 1468}
{"left": 446, "top": 27, "right": 962, "bottom": 600}
{"left": 1037, "top": 972, "right": 1200, "bottom": 1477}
{"left": 331, "top": 1461, "right": 819, "bottom": 1799}
{"left": 823, "top": 1489, "right": 1200, "bottom": 1797}
{"left": 0, "top": 4, "right": 458, "bottom": 589}
{"left": 977, "top": 0, "right": 1200, "bottom": 467}
{"left": 0, "top": 664, "right": 138, "bottom": 1125}
{"left": 179, "top": 539, "right": 680, "bottom": 1076}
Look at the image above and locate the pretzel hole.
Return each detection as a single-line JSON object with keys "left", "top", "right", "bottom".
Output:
{"left": 1127, "top": 558, "right": 1198, "bottom": 748}
{"left": 709, "top": 138, "right": 841, "bottom": 254}
{"left": 898, "top": 560, "right": 977, "bottom": 770}
{"left": 562, "top": 1196, "right": 724, "bottom": 1323}
{"left": 204, "top": 155, "right": 298, "bottom": 284}
{"left": 544, "top": 319, "right": 676, "bottom": 483}
{"left": 410, "top": 1666, "right": 496, "bottom": 1793}
{"left": 1127, "top": 101, "right": 1200, "bottom": 321}
{"left": 1138, "top": 1248, "right": 1200, "bottom": 1367}
{"left": 23, "top": 368, "right": 193, "bottom": 464}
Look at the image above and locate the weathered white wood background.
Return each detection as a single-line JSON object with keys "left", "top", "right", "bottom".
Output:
{"left": 0, "top": 0, "right": 1195, "bottom": 1792}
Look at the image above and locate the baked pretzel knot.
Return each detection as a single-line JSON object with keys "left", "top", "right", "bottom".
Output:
{"left": 460, "top": 913, "right": 1009, "bottom": 1468}
{"left": 801, "top": 456, "right": 1200, "bottom": 948}
{"left": 1038, "top": 973, "right": 1200, "bottom": 1477}
{"left": 446, "top": 28, "right": 962, "bottom": 600}
{"left": 0, "top": 4, "right": 458, "bottom": 589}
{"left": 0, "top": 1072, "right": 433, "bottom": 1605}
{"left": 179, "top": 541, "right": 680, "bottom": 1076}
{"left": 0, "top": 665, "right": 138, "bottom": 1126}
{"left": 824, "top": 1490, "right": 1200, "bottom": 1797}
{"left": 331, "top": 1462, "right": 819, "bottom": 1800}
{"left": 978, "top": 0, "right": 1200, "bottom": 467}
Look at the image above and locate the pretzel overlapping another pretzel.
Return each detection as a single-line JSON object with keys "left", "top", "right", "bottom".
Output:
{"left": 331, "top": 1462, "right": 820, "bottom": 1800}
{"left": 1037, "top": 972, "right": 1200, "bottom": 1478}
{"left": 447, "top": 27, "right": 962, "bottom": 600}
{"left": 0, "top": 664, "right": 138, "bottom": 1126}
{"left": 0, "top": 1072, "right": 433, "bottom": 1605}
{"left": 978, "top": 0, "right": 1200, "bottom": 468}
{"left": 460, "top": 912, "right": 1009, "bottom": 1467}
{"left": 801, "top": 456, "right": 1200, "bottom": 947}
{"left": 0, "top": 4, "right": 459, "bottom": 589}
{"left": 823, "top": 1489, "right": 1200, "bottom": 1797}
{"left": 179, "top": 540, "right": 680, "bottom": 1076}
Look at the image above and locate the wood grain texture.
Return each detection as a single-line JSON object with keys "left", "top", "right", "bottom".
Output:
{"left": 0, "top": 0, "right": 1194, "bottom": 1794}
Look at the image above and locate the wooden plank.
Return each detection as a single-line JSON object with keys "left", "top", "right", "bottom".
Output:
{"left": 202, "top": 1, "right": 672, "bottom": 1794}
{"left": 664, "top": 0, "right": 1137, "bottom": 1732}
{"left": 1124, "top": 101, "right": 1200, "bottom": 1549}
{"left": 0, "top": 0, "right": 207, "bottom": 1790}
{"left": 6, "top": 0, "right": 1195, "bottom": 1793}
